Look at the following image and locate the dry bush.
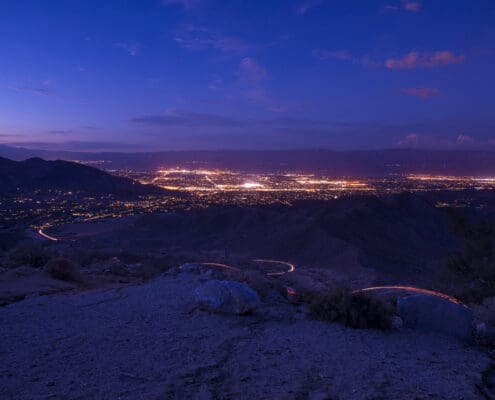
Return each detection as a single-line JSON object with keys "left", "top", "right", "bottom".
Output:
{"left": 8, "top": 242, "right": 52, "bottom": 268}
{"left": 234, "top": 269, "right": 287, "bottom": 299}
{"left": 45, "top": 258, "right": 81, "bottom": 282}
{"left": 441, "top": 212, "right": 495, "bottom": 303}
{"left": 62, "top": 248, "right": 112, "bottom": 266}
{"left": 305, "top": 287, "right": 395, "bottom": 330}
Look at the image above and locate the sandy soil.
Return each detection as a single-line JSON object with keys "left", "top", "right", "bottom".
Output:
{"left": 0, "top": 271, "right": 492, "bottom": 400}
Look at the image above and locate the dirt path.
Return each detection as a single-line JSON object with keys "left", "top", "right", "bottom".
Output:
{"left": 0, "top": 272, "right": 491, "bottom": 399}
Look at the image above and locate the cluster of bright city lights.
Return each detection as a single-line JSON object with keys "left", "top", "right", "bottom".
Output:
{"left": 2, "top": 167, "right": 495, "bottom": 230}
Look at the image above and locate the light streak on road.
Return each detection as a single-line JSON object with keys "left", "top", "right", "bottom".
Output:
{"left": 253, "top": 259, "right": 295, "bottom": 276}
{"left": 199, "top": 259, "right": 295, "bottom": 276}
{"left": 241, "top": 182, "right": 264, "bottom": 189}
{"left": 200, "top": 262, "right": 240, "bottom": 271}
{"left": 352, "top": 285, "right": 465, "bottom": 306}
{"left": 204, "top": 175, "right": 221, "bottom": 189}
{"left": 37, "top": 228, "right": 59, "bottom": 241}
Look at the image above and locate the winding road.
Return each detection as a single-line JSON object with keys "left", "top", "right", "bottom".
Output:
{"left": 37, "top": 227, "right": 59, "bottom": 242}
{"left": 199, "top": 259, "right": 296, "bottom": 277}
{"left": 35, "top": 226, "right": 463, "bottom": 306}
{"left": 352, "top": 285, "right": 465, "bottom": 305}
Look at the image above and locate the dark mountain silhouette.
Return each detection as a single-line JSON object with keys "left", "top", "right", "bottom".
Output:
{"left": 0, "top": 157, "right": 164, "bottom": 196}
{"left": 1, "top": 145, "right": 495, "bottom": 176}
{"left": 90, "top": 192, "right": 457, "bottom": 285}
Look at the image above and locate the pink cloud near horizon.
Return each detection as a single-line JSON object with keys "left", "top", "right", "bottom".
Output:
{"left": 295, "top": 0, "right": 325, "bottom": 15}
{"left": 382, "top": 0, "right": 421, "bottom": 13}
{"left": 402, "top": 1, "right": 422, "bottom": 12}
{"left": 400, "top": 87, "right": 441, "bottom": 98}
{"left": 385, "top": 51, "right": 465, "bottom": 69}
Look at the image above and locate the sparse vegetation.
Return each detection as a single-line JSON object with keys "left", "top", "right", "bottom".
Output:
{"left": 442, "top": 210, "right": 495, "bottom": 302}
{"left": 45, "top": 258, "right": 81, "bottom": 282}
{"left": 234, "top": 269, "right": 287, "bottom": 298}
{"left": 305, "top": 287, "right": 395, "bottom": 330}
{"left": 8, "top": 242, "right": 52, "bottom": 268}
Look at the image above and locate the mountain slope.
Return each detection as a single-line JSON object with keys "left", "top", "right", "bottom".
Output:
{"left": 0, "top": 157, "right": 164, "bottom": 196}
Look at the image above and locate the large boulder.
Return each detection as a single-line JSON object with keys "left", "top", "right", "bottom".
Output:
{"left": 398, "top": 294, "right": 473, "bottom": 340}
{"left": 194, "top": 280, "right": 261, "bottom": 315}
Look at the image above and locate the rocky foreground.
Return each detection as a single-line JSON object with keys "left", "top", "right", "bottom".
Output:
{"left": 1, "top": 269, "right": 494, "bottom": 400}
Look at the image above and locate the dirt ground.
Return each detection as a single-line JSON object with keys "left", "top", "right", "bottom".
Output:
{"left": 1, "top": 270, "right": 493, "bottom": 400}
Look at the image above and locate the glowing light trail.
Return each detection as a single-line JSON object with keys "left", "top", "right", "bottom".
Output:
{"left": 200, "top": 262, "right": 240, "bottom": 271}
{"left": 352, "top": 285, "right": 465, "bottom": 306}
{"left": 199, "top": 259, "right": 295, "bottom": 276}
{"left": 253, "top": 259, "right": 295, "bottom": 276}
{"left": 37, "top": 228, "right": 59, "bottom": 241}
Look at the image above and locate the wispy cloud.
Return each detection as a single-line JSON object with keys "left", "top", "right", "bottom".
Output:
{"left": 131, "top": 109, "right": 244, "bottom": 128}
{"left": 313, "top": 49, "right": 353, "bottom": 61}
{"left": 382, "top": 0, "right": 422, "bottom": 13}
{"left": 236, "top": 57, "right": 270, "bottom": 103}
{"left": 237, "top": 57, "right": 269, "bottom": 83}
{"left": 385, "top": 50, "right": 465, "bottom": 69}
{"left": 400, "top": 87, "right": 441, "bottom": 98}
{"left": 315, "top": 49, "right": 465, "bottom": 70}
{"left": 312, "top": 49, "right": 381, "bottom": 67}
{"left": 403, "top": 1, "right": 422, "bottom": 12}
{"left": 174, "top": 26, "right": 251, "bottom": 54}
{"left": 13, "top": 86, "right": 53, "bottom": 95}
{"left": 10, "top": 80, "right": 54, "bottom": 96}
{"left": 163, "top": 0, "right": 202, "bottom": 10}
{"left": 295, "top": 0, "right": 325, "bottom": 15}
{"left": 396, "top": 132, "right": 482, "bottom": 149}
{"left": 48, "top": 130, "right": 73, "bottom": 135}
{"left": 115, "top": 42, "right": 142, "bottom": 56}
{"left": 208, "top": 76, "right": 224, "bottom": 91}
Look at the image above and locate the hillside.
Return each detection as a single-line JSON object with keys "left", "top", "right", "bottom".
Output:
{"left": 0, "top": 157, "right": 164, "bottom": 197}
{"left": 65, "top": 193, "right": 457, "bottom": 287}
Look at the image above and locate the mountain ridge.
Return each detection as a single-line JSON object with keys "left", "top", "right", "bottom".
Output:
{"left": 0, "top": 156, "right": 164, "bottom": 196}
{"left": 1, "top": 145, "right": 495, "bottom": 175}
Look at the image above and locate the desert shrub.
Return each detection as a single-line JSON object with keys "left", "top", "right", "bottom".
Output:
{"left": 8, "top": 242, "right": 52, "bottom": 268}
{"left": 45, "top": 258, "right": 81, "bottom": 282}
{"left": 228, "top": 269, "right": 287, "bottom": 299}
{"left": 117, "top": 251, "right": 143, "bottom": 264}
{"left": 130, "top": 263, "right": 162, "bottom": 280}
{"left": 0, "top": 229, "right": 26, "bottom": 251}
{"left": 306, "top": 287, "right": 395, "bottom": 330}
{"left": 442, "top": 213, "right": 495, "bottom": 302}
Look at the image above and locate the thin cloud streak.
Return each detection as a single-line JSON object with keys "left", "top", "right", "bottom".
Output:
{"left": 174, "top": 26, "right": 251, "bottom": 54}
{"left": 131, "top": 109, "right": 245, "bottom": 128}
{"left": 114, "top": 42, "right": 142, "bottom": 56}
{"left": 312, "top": 49, "right": 381, "bottom": 67}
{"left": 401, "top": 87, "right": 441, "bottom": 98}
{"left": 382, "top": 0, "right": 422, "bottom": 13}
{"left": 314, "top": 49, "right": 465, "bottom": 70}
{"left": 163, "top": 0, "right": 202, "bottom": 10}
{"left": 10, "top": 86, "right": 54, "bottom": 96}
{"left": 385, "top": 51, "right": 465, "bottom": 69}
{"left": 295, "top": 0, "right": 325, "bottom": 15}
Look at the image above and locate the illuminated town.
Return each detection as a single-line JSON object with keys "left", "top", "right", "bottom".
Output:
{"left": 1, "top": 167, "right": 494, "bottom": 229}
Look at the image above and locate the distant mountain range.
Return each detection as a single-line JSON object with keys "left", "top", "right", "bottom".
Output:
{"left": 0, "top": 157, "right": 164, "bottom": 196}
{"left": 1, "top": 144, "right": 495, "bottom": 176}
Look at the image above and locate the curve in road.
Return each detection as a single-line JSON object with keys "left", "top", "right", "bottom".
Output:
{"left": 352, "top": 285, "right": 465, "bottom": 306}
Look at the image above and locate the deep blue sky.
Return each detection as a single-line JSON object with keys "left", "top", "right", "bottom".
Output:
{"left": 0, "top": 0, "right": 494, "bottom": 151}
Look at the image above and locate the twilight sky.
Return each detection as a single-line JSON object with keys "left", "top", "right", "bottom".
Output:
{"left": 1, "top": 0, "right": 494, "bottom": 151}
